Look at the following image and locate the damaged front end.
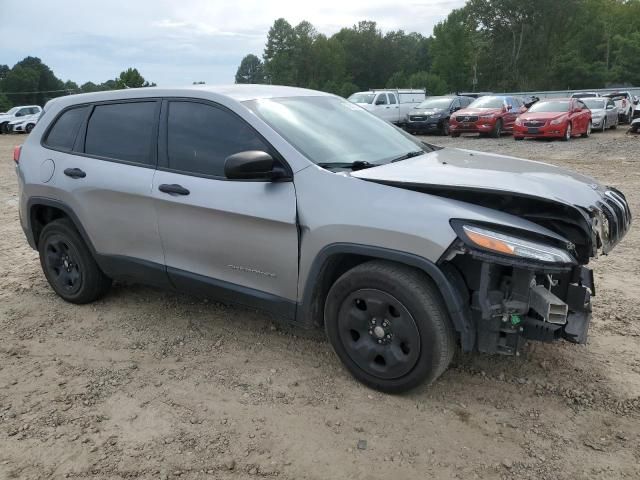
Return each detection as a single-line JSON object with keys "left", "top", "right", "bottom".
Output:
{"left": 438, "top": 188, "right": 631, "bottom": 355}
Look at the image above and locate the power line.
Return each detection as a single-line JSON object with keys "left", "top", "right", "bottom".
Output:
{"left": 1, "top": 88, "right": 77, "bottom": 95}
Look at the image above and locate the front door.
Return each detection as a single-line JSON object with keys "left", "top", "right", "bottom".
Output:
{"left": 152, "top": 99, "right": 299, "bottom": 317}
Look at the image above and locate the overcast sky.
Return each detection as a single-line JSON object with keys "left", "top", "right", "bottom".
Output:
{"left": 1, "top": 0, "right": 465, "bottom": 86}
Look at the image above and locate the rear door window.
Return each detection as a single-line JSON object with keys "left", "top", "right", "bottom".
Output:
{"left": 44, "top": 106, "right": 89, "bottom": 151}
{"left": 388, "top": 93, "right": 397, "bottom": 105}
{"left": 166, "top": 101, "right": 271, "bottom": 178}
{"left": 84, "top": 101, "right": 158, "bottom": 165}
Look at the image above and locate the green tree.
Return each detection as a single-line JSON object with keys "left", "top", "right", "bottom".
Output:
{"left": 407, "top": 72, "right": 448, "bottom": 95}
{"left": 0, "top": 93, "right": 11, "bottom": 112}
{"left": 263, "top": 18, "right": 297, "bottom": 84}
{"left": 114, "top": 68, "right": 154, "bottom": 89}
{"left": 235, "top": 54, "right": 265, "bottom": 84}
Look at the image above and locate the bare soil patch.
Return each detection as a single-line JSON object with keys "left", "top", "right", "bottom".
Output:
{"left": 1, "top": 130, "right": 639, "bottom": 479}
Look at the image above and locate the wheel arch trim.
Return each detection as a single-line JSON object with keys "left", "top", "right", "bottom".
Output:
{"left": 26, "top": 197, "right": 97, "bottom": 255}
{"left": 298, "top": 243, "right": 474, "bottom": 350}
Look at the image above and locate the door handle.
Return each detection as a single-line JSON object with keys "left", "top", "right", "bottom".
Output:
{"left": 159, "top": 184, "right": 190, "bottom": 196}
{"left": 64, "top": 168, "right": 86, "bottom": 179}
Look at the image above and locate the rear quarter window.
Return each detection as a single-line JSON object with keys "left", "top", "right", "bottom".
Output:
{"left": 44, "top": 106, "right": 88, "bottom": 151}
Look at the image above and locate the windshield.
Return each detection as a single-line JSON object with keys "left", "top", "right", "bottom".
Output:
{"left": 348, "top": 93, "right": 376, "bottom": 104}
{"left": 527, "top": 101, "right": 570, "bottom": 113}
{"left": 416, "top": 97, "right": 452, "bottom": 109}
{"left": 468, "top": 97, "right": 504, "bottom": 109}
{"left": 244, "top": 96, "right": 427, "bottom": 166}
{"left": 583, "top": 99, "right": 606, "bottom": 110}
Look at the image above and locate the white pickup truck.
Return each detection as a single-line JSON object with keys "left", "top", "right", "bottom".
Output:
{"left": 0, "top": 105, "right": 43, "bottom": 134}
{"left": 348, "top": 89, "right": 425, "bottom": 125}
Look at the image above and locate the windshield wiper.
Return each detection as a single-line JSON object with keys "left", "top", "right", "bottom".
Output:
{"left": 390, "top": 150, "right": 426, "bottom": 163}
{"left": 317, "top": 160, "right": 376, "bottom": 171}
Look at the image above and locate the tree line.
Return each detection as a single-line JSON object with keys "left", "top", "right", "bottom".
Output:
{"left": 0, "top": 57, "right": 154, "bottom": 111}
{"left": 235, "top": 0, "right": 640, "bottom": 97}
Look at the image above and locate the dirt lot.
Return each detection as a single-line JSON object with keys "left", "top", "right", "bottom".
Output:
{"left": 1, "top": 130, "right": 639, "bottom": 480}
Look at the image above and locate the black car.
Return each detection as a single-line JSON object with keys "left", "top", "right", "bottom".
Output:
{"left": 405, "top": 96, "right": 474, "bottom": 135}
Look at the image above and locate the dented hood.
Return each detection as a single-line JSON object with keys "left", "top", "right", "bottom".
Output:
{"left": 351, "top": 148, "right": 606, "bottom": 209}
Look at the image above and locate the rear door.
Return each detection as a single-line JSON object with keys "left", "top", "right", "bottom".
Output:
{"left": 152, "top": 99, "right": 299, "bottom": 315}
{"left": 42, "top": 100, "right": 169, "bottom": 285}
{"left": 387, "top": 92, "right": 400, "bottom": 122}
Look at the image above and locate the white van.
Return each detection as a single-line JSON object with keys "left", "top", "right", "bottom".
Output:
{"left": 348, "top": 89, "right": 426, "bottom": 125}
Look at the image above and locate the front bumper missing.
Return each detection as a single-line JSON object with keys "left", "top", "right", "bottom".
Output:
{"left": 471, "top": 260, "right": 595, "bottom": 356}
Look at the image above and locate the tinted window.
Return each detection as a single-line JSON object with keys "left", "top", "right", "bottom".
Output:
{"left": 167, "top": 101, "right": 270, "bottom": 177}
{"left": 44, "top": 106, "right": 88, "bottom": 151}
{"left": 388, "top": 94, "right": 397, "bottom": 104}
{"left": 85, "top": 102, "right": 157, "bottom": 164}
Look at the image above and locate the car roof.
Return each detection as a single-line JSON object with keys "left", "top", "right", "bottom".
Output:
{"left": 45, "top": 84, "right": 331, "bottom": 110}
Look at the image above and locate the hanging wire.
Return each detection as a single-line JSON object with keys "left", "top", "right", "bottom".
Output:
{"left": 2, "top": 88, "right": 78, "bottom": 95}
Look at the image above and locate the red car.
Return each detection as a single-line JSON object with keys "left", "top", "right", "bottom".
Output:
{"left": 449, "top": 96, "right": 524, "bottom": 137}
{"left": 514, "top": 98, "right": 592, "bottom": 141}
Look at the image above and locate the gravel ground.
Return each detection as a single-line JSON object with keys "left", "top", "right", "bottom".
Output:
{"left": 1, "top": 130, "right": 639, "bottom": 480}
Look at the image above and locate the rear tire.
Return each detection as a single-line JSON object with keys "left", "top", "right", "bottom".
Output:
{"left": 581, "top": 121, "right": 592, "bottom": 138}
{"left": 324, "top": 260, "right": 456, "bottom": 393}
{"left": 514, "top": 136, "right": 524, "bottom": 141}
{"left": 451, "top": 132, "right": 460, "bottom": 138}
{"left": 38, "top": 219, "right": 112, "bottom": 304}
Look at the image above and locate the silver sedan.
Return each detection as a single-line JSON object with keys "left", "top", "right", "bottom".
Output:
{"left": 583, "top": 98, "right": 619, "bottom": 131}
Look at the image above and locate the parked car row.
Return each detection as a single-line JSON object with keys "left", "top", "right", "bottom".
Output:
{"left": 399, "top": 93, "right": 635, "bottom": 141}
{"left": 0, "top": 105, "right": 42, "bottom": 134}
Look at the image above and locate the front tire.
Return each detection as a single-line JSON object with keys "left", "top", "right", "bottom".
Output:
{"left": 38, "top": 219, "right": 112, "bottom": 304}
{"left": 324, "top": 261, "right": 455, "bottom": 393}
{"left": 562, "top": 123, "right": 572, "bottom": 141}
{"left": 491, "top": 119, "right": 503, "bottom": 138}
{"left": 441, "top": 120, "right": 450, "bottom": 136}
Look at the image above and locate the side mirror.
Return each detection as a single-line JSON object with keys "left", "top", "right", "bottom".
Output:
{"left": 451, "top": 106, "right": 461, "bottom": 112}
{"left": 15, "top": 112, "right": 23, "bottom": 117}
{"left": 224, "top": 151, "right": 288, "bottom": 181}
{"left": 506, "top": 104, "right": 513, "bottom": 111}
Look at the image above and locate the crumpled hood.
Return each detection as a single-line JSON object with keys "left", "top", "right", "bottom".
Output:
{"left": 352, "top": 147, "right": 606, "bottom": 208}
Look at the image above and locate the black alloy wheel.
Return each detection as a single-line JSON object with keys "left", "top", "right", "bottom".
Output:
{"left": 324, "top": 260, "right": 455, "bottom": 393}
{"left": 38, "top": 219, "right": 111, "bottom": 303}
{"left": 43, "top": 236, "right": 83, "bottom": 296}
{"left": 337, "top": 289, "right": 420, "bottom": 380}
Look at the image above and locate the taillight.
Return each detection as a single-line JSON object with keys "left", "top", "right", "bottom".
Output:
{"left": 13, "top": 145, "right": 22, "bottom": 164}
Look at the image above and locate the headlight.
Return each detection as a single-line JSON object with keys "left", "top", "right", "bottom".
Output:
{"left": 431, "top": 113, "right": 443, "bottom": 118}
{"left": 460, "top": 224, "right": 575, "bottom": 264}
{"left": 550, "top": 118, "right": 564, "bottom": 125}
{"left": 480, "top": 114, "right": 495, "bottom": 120}
{"left": 515, "top": 118, "right": 522, "bottom": 126}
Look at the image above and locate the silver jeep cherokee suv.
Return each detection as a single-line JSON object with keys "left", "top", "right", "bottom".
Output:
{"left": 15, "top": 85, "right": 631, "bottom": 392}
